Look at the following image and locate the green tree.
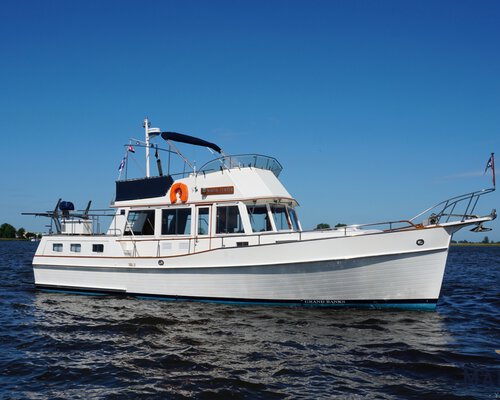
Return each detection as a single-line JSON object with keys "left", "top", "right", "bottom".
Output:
{"left": 16, "top": 227, "right": 26, "bottom": 239}
{"left": 482, "top": 236, "right": 490, "bottom": 244}
{"left": 0, "top": 223, "right": 16, "bottom": 238}
{"left": 335, "top": 223, "right": 347, "bottom": 228}
{"left": 315, "top": 223, "right": 330, "bottom": 230}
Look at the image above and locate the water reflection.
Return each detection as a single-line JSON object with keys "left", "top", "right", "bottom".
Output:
{"left": 28, "top": 292, "right": 458, "bottom": 398}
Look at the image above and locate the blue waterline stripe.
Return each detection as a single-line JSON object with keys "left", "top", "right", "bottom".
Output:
{"left": 37, "top": 285, "right": 437, "bottom": 310}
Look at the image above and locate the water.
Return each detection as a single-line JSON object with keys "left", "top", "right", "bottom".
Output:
{"left": 0, "top": 241, "right": 498, "bottom": 399}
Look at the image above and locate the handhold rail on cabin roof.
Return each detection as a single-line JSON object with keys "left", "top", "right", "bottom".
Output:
{"left": 197, "top": 154, "right": 283, "bottom": 177}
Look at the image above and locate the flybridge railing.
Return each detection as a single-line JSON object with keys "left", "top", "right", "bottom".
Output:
{"left": 410, "top": 188, "right": 496, "bottom": 225}
{"left": 198, "top": 154, "right": 283, "bottom": 177}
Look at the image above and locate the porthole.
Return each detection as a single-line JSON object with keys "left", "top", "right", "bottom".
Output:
{"left": 52, "top": 243, "right": 63, "bottom": 252}
{"left": 70, "top": 243, "right": 81, "bottom": 253}
{"left": 92, "top": 244, "right": 104, "bottom": 253}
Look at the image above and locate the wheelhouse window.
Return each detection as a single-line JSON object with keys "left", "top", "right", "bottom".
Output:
{"left": 162, "top": 208, "right": 191, "bottom": 235}
{"left": 247, "top": 205, "right": 272, "bottom": 232}
{"left": 125, "top": 210, "right": 155, "bottom": 235}
{"left": 288, "top": 207, "right": 300, "bottom": 231}
{"left": 216, "top": 205, "right": 244, "bottom": 234}
{"left": 270, "top": 205, "right": 299, "bottom": 231}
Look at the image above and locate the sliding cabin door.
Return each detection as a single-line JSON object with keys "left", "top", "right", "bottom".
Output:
{"left": 194, "top": 206, "right": 212, "bottom": 252}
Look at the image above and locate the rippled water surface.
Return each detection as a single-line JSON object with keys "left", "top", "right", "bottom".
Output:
{"left": 0, "top": 241, "right": 498, "bottom": 399}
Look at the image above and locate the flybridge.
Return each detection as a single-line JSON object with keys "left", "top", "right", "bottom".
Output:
{"left": 115, "top": 118, "right": 284, "bottom": 201}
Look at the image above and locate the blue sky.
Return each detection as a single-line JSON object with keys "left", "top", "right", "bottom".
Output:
{"left": 1, "top": 0, "right": 498, "bottom": 240}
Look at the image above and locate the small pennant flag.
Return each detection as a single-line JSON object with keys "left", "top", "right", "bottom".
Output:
{"left": 128, "top": 145, "right": 135, "bottom": 153}
{"left": 118, "top": 158, "right": 126, "bottom": 172}
{"left": 484, "top": 153, "right": 495, "bottom": 188}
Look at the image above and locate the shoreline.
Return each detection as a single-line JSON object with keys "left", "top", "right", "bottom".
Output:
{"left": 451, "top": 242, "right": 500, "bottom": 247}
{"left": 0, "top": 238, "right": 38, "bottom": 241}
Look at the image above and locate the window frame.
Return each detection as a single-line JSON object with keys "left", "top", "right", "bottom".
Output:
{"left": 161, "top": 207, "right": 192, "bottom": 236}
{"left": 215, "top": 204, "right": 245, "bottom": 235}
{"left": 196, "top": 206, "right": 211, "bottom": 236}
{"left": 246, "top": 204, "right": 273, "bottom": 233}
{"left": 125, "top": 209, "right": 156, "bottom": 236}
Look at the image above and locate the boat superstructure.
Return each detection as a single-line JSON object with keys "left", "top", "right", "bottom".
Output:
{"left": 26, "top": 119, "right": 497, "bottom": 309}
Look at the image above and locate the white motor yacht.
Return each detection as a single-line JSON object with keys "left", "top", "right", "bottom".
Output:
{"left": 26, "top": 119, "right": 496, "bottom": 309}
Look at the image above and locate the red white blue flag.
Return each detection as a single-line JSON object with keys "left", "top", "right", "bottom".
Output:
{"left": 128, "top": 145, "right": 135, "bottom": 153}
{"left": 118, "top": 158, "right": 126, "bottom": 172}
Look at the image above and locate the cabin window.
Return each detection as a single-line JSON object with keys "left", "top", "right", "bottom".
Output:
{"left": 197, "top": 207, "right": 210, "bottom": 235}
{"left": 70, "top": 243, "right": 81, "bottom": 253}
{"left": 125, "top": 210, "right": 155, "bottom": 235}
{"left": 216, "top": 205, "right": 244, "bottom": 234}
{"left": 288, "top": 207, "right": 300, "bottom": 231}
{"left": 270, "top": 205, "right": 292, "bottom": 230}
{"left": 92, "top": 244, "right": 104, "bottom": 253}
{"left": 162, "top": 208, "right": 192, "bottom": 235}
{"left": 52, "top": 243, "right": 63, "bottom": 252}
{"left": 247, "top": 205, "right": 272, "bottom": 232}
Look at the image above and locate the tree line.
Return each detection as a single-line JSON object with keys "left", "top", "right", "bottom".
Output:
{"left": 452, "top": 236, "right": 498, "bottom": 244}
{"left": 0, "top": 223, "right": 40, "bottom": 239}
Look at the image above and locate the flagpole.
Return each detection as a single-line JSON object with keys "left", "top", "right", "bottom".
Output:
{"left": 492, "top": 152, "right": 495, "bottom": 188}
{"left": 485, "top": 152, "right": 496, "bottom": 189}
{"left": 144, "top": 117, "right": 151, "bottom": 178}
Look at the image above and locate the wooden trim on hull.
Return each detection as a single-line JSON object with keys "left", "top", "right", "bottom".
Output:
{"left": 35, "top": 284, "right": 438, "bottom": 310}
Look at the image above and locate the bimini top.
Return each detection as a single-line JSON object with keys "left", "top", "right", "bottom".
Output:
{"left": 161, "top": 131, "right": 282, "bottom": 176}
{"left": 161, "top": 131, "right": 222, "bottom": 154}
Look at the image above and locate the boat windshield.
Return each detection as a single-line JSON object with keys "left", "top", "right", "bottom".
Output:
{"left": 198, "top": 154, "right": 283, "bottom": 177}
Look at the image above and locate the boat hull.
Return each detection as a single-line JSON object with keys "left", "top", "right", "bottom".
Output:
{"left": 32, "top": 227, "right": 452, "bottom": 310}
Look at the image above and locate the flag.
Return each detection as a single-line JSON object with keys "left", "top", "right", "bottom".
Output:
{"left": 155, "top": 145, "right": 159, "bottom": 159}
{"left": 484, "top": 153, "right": 495, "bottom": 187}
{"left": 118, "top": 158, "right": 125, "bottom": 172}
{"left": 128, "top": 145, "right": 135, "bottom": 153}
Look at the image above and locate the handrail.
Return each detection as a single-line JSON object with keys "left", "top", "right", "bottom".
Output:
{"left": 410, "top": 188, "right": 495, "bottom": 224}
{"left": 197, "top": 154, "right": 283, "bottom": 177}
{"left": 352, "top": 219, "right": 419, "bottom": 232}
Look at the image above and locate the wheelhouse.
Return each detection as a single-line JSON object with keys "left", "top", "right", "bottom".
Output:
{"left": 116, "top": 200, "right": 301, "bottom": 239}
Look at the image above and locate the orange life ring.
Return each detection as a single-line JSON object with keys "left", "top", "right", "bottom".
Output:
{"left": 170, "top": 182, "right": 189, "bottom": 203}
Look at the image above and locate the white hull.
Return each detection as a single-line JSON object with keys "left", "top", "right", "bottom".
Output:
{"left": 33, "top": 226, "right": 454, "bottom": 309}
